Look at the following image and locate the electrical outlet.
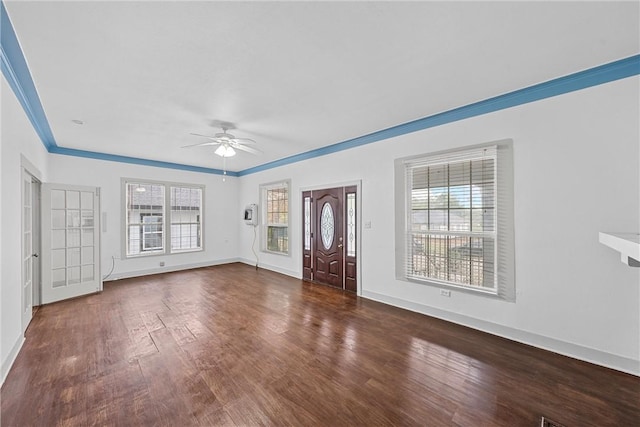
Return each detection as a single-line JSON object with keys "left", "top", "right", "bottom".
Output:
{"left": 440, "top": 289, "right": 451, "bottom": 297}
{"left": 159, "top": 261, "right": 165, "bottom": 267}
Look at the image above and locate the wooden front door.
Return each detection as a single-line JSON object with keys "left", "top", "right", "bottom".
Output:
{"left": 314, "top": 187, "right": 343, "bottom": 287}
{"left": 302, "top": 186, "right": 357, "bottom": 292}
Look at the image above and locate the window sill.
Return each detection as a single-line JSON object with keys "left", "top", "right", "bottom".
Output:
{"left": 401, "top": 275, "right": 508, "bottom": 300}
{"left": 171, "top": 248, "right": 204, "bottom": 255}
{"left": 124, "top": 248, "right": 203, "bottom": 259}
{"left": 262, "top": 249, "right": 290, "bottom": 257}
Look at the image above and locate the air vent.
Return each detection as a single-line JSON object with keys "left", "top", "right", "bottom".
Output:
{"left": 541, "top": 416, "right": 566, "bottom": 427}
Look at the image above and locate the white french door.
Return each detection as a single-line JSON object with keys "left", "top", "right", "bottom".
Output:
{"left": 41, "top": 183, "right": 101, "bottom": 304}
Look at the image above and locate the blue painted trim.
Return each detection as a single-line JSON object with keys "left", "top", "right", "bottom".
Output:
{"left": 50, "top": 146, "right": 236, "bottom": 176}
{"left": 1, "top": 0, "right": 638, "bottom": 177}
{"left": 1, "top": 2, "right": 56, "bottom": 149}
{"left": 238, "top": 54, "right": 640, "bottom": 176}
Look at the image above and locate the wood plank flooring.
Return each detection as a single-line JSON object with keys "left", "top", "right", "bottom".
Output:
{"left": 2, "top": 263, "right": 638, "bottom": 426}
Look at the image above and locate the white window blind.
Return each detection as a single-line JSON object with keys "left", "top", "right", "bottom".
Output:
{"left": 396, "top": 141, "right": 515, "bottom": 300}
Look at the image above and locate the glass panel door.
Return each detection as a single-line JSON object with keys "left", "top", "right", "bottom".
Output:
{"left": 42, "top": 184, "right": 101, "bottom": 304}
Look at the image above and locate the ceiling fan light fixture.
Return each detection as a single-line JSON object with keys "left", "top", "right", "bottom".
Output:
{"left": 215, "top": 145, "right": 236, "bottom": 157}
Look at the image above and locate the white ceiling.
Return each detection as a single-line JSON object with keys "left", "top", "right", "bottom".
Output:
{"left": 5, "top": 1, "right": 639, "bottom": 172}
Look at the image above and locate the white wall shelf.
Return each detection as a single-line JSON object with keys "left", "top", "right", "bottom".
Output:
{"left": 599, "top": 232, "right": 640, "bottom": 267}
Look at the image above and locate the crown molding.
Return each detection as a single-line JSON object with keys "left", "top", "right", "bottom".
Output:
{"left": 238, "top": 54, "right": 640, "bottom": 176}
{"left": 49, "top": 146, "right": 237, "bottom": 176}
{"left": 2, "top": 1, "right": 638, "bottom": 177}
{"left": 1, "top": 2, "right": 56, "bottom": 149}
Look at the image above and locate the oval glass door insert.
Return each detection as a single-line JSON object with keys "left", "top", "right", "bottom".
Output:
{"left": 320, "top": 202, "right": 335, "bottom": 250}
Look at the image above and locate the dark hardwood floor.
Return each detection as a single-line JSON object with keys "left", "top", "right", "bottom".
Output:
{"left": 1, "top": 263, "right": 638, "bottom": 426}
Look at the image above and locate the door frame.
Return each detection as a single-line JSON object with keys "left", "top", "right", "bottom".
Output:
{"left": 31, "top": 178, "right": 42, "bottom": 307}
{"left": 20, "top": 155, "right": 43, "bottom": 333}
{"left": 300, "top": 180, "right": 362, "bottom": 295}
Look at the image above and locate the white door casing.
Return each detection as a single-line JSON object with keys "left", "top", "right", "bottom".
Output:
{"left": 21, "top": 169, "right": 33, "bottom": 332}
{"left": 41, "top": 184, "right": 102, "bottom": 304}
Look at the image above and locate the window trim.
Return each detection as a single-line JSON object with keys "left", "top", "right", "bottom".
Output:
{"left": 121, "top": 178, "right": 205, "bottom": 259}
{"left": 260, "top": 179, "right": 291, "bottom": 256}
{"left": 394, "top": 140, "right": 515, "bottom": 301}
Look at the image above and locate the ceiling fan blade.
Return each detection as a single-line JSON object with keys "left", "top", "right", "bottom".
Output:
{"left": 189, "top": 132, "right": 220, "bottom": 140}
{"left": 232, "top": 143, "right": 262, "bottom": 155}
{"left": 181, "top": 141, "right": 220, "bottom": 148}
{"left": 232, "top": 137, "right": 257, "bottom": 144}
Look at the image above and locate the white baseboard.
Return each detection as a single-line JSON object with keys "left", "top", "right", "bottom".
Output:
{"left": 104, "top": 258, "right": 240, "bottom": 282}
{"left": 362, "top": 290, "right": 639, "bottom": 377}
{"left": 238, "top": 258, "right": 301, "bottom": 279}
{"left": 1, "top": 334, "right": 25, "bottom": 386}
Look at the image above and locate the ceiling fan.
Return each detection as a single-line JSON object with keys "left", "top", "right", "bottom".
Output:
{"left": 182, "top": 127, "right": 262, "bottom": 157}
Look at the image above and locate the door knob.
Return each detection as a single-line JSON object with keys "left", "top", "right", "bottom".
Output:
{"left": 337, "top": 244, "right": 343, "bottom": 249}
{"left": 32, "top": 253, "right": 39, "bottom": 258}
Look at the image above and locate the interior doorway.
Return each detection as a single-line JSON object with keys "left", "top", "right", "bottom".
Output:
{"left": 302, "top": 185, "right": 357, "bottom": 292}
{"left": 21, "top": 168, "right": 41, "bottom": 333}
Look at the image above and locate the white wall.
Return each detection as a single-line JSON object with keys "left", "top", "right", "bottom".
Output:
{"left": 239, "top": 76, "right": 640, "bottom": 375}
{"left": 2, "top": 71, "right": 638, "bottom": 381}
{"left": 48, "top": 156, "right": 240, "bottom": 281}
{"left": 2, "top": 72, "right": 242, "bottom": 384}
{"left": 1, "top": 76, "right": 50, "bottom": 382}
{"left": 0, "top": 80, "right": 3, "bottom": 385}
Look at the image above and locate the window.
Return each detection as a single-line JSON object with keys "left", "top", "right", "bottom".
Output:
{"left": 170, "top": 186, "right": 202, "bottom": 252}
{"left": 124, "top": 180, "right": 203, "bottom": 257}
{"left": 395, "top": 141, "right": 514, "bottom": 300}
{"left": 125, "top": 183, "right": 165, "bottom": 256}
{"left": 142, "top": 214, "right": 164, "bottom": 251}
{"left": 261, "top": 180, "right": 290, "bottom": 255}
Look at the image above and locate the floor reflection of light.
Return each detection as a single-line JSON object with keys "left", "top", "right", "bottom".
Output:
{"left": 255, "top": 290, "right": 294, "bottom": 339}
{"left": 407, "top": 336, "right": 497, "bottom": 416}
{"left": 63, "top": 355, "right": 78, "bottom": 367}
{"left": 341, "top": 326, "right": 358, "bottom": 363}
{"left": 320, "top": 318, "right": 331, "bottom": 337}
{"left": 344, "top": 326, "right": 357, "bottom": 349}
{"left": 302, "top": 307, "right": 312, "bottom": 325}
